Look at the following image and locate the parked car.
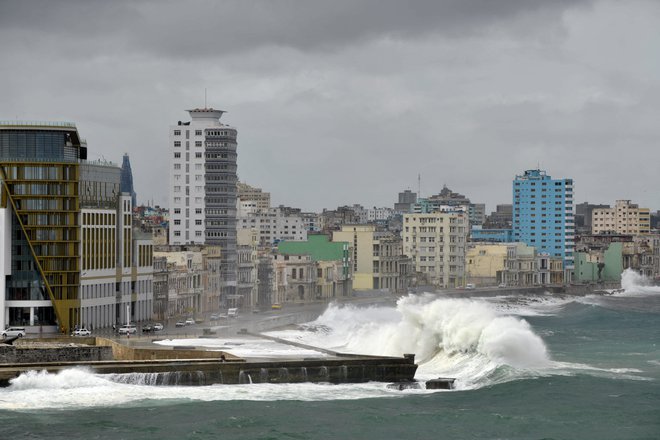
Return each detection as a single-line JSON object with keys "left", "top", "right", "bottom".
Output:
{"left": 153, "top": 323, "right": 164, "bottom": 331}
{"left": 185, "top": 318, "right": 195, "bottom": 325}
{"left": 271, "top": 303, "right": 282, "bottom": 310}
{"left": 227, "top": 308, "right": 238, "bottom": 318}
{"left": 175, "top": 321, "right": 186, "bottom": 327}
{"left": 142, "top": 325, "right": 154, "bottom": 333}
{"left": 118, "top": 324, "right": 137, "bottom": 335}
{"left": 210, "top": 314, "right": 220, "bottom": 321}
{"left": 73, "top": 328, "right": 91, "bottom": 337}
{"left": 2, "top": 327, "right": 26, "bottom": 338}
{"left": 498, "top": 283, "right": 507, "bottom": 288}
{"left": 465, "top": 284, "right": 476, "bottom": 290}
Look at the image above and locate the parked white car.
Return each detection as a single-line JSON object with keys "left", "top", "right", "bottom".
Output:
{"left": 118, "top": 324, "right": 137, "bottom": 335}
{"left": 73, "top": 328, "right": 91, "bottom": 337}
{"left": 2, "top": 327, "right": 26, "bottom": 338}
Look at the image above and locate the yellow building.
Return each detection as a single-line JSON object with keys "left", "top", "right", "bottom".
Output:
{"left": 465, "top": 244, "right": 508, "bottom": 286}
{"left": 332, "top": 225, "right": 408, "bottom": 292}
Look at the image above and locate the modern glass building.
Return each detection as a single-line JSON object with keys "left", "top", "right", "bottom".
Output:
{"left": 0, "top": 121, "right": 86, "bottom": 332}
{"left": 120, "top": 153, "right": 137, "bottom": 207}
{"left": 512, "top": 169, "right": 574, "bottom": 281}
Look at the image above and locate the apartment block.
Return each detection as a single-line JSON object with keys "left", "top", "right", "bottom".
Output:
{"left": 333, "top": 225, "right": 409, "bottom": 292}
{"left": 512, "top": 169, "right": 574, "bottom": 282}
{"left": 402, "top": 211, "right": 469, "bottom": 288}
{"left": 237, "top": 206, "right": 307, "bottom": 245}
{"left": 592, "top": 200, "right": 651, "bottom": 235}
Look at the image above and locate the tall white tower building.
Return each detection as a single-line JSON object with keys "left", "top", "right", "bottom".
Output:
{"left": 169, "top": 108, "right": 238, "bottom": 303}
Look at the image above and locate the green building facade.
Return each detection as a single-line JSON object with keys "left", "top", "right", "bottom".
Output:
{"left": 574, "top": 242, "right": 623, "bottom": 282}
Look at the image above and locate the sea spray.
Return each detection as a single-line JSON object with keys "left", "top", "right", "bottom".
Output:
{"left": 621, "top": 268, "right": 660, "bottom": 296}
{"left": 280, "top": 295, "right": 551, "bottom": 388}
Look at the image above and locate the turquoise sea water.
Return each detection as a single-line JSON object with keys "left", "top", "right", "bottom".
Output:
{"left": 1, "top": 283, "right": 658, "bottom": 439}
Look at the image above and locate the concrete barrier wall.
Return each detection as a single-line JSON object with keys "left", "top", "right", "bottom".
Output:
{"left": 0, "top": 345, "right": 113, "bottom": 364}
{"left": 95, "top": 338, "right": 241, "bottom": 362}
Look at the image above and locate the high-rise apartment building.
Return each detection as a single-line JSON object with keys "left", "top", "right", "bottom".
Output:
{"left": 591, "top": 200, "right": 650, "bottom": 235}
{"left": 512, "top": 169, "right": 574, "bottom": 281}
{"left": 169, "top": 108, "right": 238, "bottom": 304}
{"left": 402, "top": 211, "right": 469, "bottom": 288}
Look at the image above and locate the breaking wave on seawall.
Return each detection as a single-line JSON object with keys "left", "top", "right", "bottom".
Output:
{"left": 284, "top": 295, "right": 552, "bottom": 389}
{"left": 619, "top": 268, "right": 660, "bottom": 296}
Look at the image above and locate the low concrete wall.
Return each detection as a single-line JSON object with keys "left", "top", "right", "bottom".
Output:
{"left": 0, "top": 344, "right": 112, "bottom": 364}
{"left": 95, "top": 337, "right": 242, "bottom": 362}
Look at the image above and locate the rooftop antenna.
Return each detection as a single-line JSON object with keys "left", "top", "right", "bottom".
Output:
{"left": 205, "top": 88, "right": 207, "bottom": 109}
{"left": 418, "top": 173, "right": 421, "bottom": 199}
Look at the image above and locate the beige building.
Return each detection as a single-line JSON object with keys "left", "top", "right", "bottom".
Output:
{"left": 466, "top": 244, "right": 508, "bottom": 286}
{"left": 236, "top": 229, "right": 258, "bottom": 308}
{"left": 402, "top": 212, "right": 469, "bottom": 288}
{"left": 332, "top": 225, "right": 409, "bottom": 292}
{"left": 501, "top": 243, "right": 563, "bottom": 286}
{"left": 592, "top": 200, "right": 651, "bottom": 235}
{"left": 237, "top": 181, "right": 271, "bottom": 211}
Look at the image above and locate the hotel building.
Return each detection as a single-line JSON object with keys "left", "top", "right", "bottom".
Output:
{"left": 0, "top": 121, "right": 152, "bottom": 333}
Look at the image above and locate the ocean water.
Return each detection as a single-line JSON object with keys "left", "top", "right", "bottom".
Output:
{"left": 1, "top": 270, "right": 658, "bottom": 440}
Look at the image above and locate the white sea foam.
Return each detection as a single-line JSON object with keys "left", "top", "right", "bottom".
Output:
{"left": 153, "top": 337, "right": 328, "bottom": 359}
{"left": 619, "top": 269, "right": 660, "bottom": 296}
{"left": 270, "top": 295, "right": 552, "bottom": 389}
{"left": 0, "top": 369, "right": 423, "bottom": 410}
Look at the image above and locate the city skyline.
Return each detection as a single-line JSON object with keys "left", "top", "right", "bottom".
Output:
{"left": 1, "top": 1, "right": 659, "bottom": 212}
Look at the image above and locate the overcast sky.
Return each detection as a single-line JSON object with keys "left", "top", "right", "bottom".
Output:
{"left": 1, "top": 0, "right": 659, "bottom": 213}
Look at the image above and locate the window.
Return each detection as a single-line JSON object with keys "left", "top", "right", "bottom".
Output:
{"left": 174, "top": 163, "right": 181, "bottom": 169}
{"left": 195, "top": 231, "right": 202, "bottom": 237}
{"left": 174, "top": 152, "right": 181, "bottom": 158}
{"left": 174, "top": 231, "right": 181, "bottom": 237}
{"left": 195, "top": 152, "right": 202, "bottom": 158}
{"left": 195, "top": 141, "right": 202, "bottom": 147}
{"left": 174, "top": 208, "right": 181, "bottom": 214}
{"left": 174, "top": 130, "right": 181, "bottom": 136}
{"left": 173, "top": 186, "right": 181, "bottom": 192}
{"left": 195, "top": 220, "right": 202, "bottom": 225}
{"left": 195, "top": 208, "right": 202, "bottom": 214}
{"left": 195, "top": 130, "right": 202, "bottom": 136}
{"left": 174, "top": 220, "right": 181, "bottom": 225}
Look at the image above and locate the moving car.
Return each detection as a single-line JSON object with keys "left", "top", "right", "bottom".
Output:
{"left": 498, "top": 283, "right": 507, "bottom": 288}
{"left": 73, "top": 328, "right": 91, "bottom": 337}
{"left": 2, "top": 327, "right": 26, "bottom": 338}
{"left": 271, "top": 303, "right": 282, "bottom": 310}
{"left": 185, "top": 318, "right": 195, "bottom": 325}
{"left": 465, "top": 284, "right": 476, "bottom": 290}
{"left": 227, "top": 308, "right": 238, "bottom": 318}
{"left": 118, "top": 324, "right": 137, "bottom": 335}
{"left": 153, "top": 323, "right": 164, "bottom": 331}
{"left": 175, "top": 321, "right": 186, "bottom": 327}
{"left": 210, "top": 313, "right": 220, "bottom": 321}
{"left": 142, "top": 325, "right": 154, "bottom": 333}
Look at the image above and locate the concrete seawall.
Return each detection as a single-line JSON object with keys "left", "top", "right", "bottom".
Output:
{"left": 0, "top": 337, "right": 417, "bottom": 387}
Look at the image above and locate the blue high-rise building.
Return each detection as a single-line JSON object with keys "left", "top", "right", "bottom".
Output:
{"left": 512, "top": 169, "right": 574, "bottom": 281}
{"left": 120, "top": 153, "right": 137, "bottom": 207}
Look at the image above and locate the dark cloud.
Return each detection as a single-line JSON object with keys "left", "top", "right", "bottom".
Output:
{"left": 1, "top": 0, "right": 590, "bottom": 57}
{"left": 0, "top": 0, "right": 658, "bottom": 213}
